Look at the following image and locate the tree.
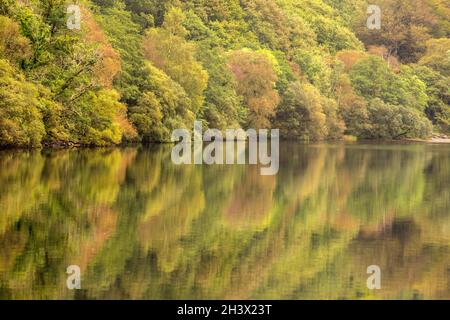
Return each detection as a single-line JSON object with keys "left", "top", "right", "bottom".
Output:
{"left": 349, "top": 56, "right": 428, "bottom": 111}
{"left": 0, "top": 16, "right": 31, "bottom": 65}
{"left": 419, "top": 38, "right": 450, "bottom": 77}
{"left": 122, "top": 0, "right": 156, "bottom": 30}
{"left": 143, "top": 7, "right": 208, "bottom": 114}
{"left": 240, "top": 0, "right": 291, "bottom": 52}
{"left": 293, "top": 48, "right": 333, "bottom": 95}
{"left": 196, "top": 43, "right": 245, "bottom": 130}
{"left": 427, "top": 0, "right": 450, "bottom": 37}
{"left": 130, "top": 63, "right": 194, "bottom": 142}
{"left": 0, "top": 59, "right": 45, "bottom": 147}
{"left": 412, "top": 65, "right": 450, "bottom": 133}
{"left": 322, "top": 96, "right": 346, "bottom": 139}
{"left": 335, "top": 74, "right": 370, "bottom": 137}
{"left": 355, "top": 0, "right": 437, "bottom": 63}
{"left": 274, "top": 81, "right": 328, "bottom": 140}
{"left": 94, "top": 3, "right": 151, "bottom": 106}
{"left": 73, "top": 89, "right": 130, "bottom": 146}
{"left": 227, "top": 49, "right": 279, "bottom": 129}
{"left": 81, "top": 5, "right": 122, "bottom": 88}
{"left": 336, "top": 50, "right": 367, "bottom": 72}
{"left": 0, "top": 0, "right": 447, "bottom": 145}
{"left": 363, "top": 98, "right": 432, "bottom": 139}
{"left": 130, "top": 91, "right": 163, "bottom": 141}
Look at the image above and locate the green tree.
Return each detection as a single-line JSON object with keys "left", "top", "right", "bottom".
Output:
{"left": 143, "top": 7, "right": 208, "bottom": 114}
{"left": 349, "top": 56, "right": 428, "bottom": 111}
{"left": 196, "top": 44, "right": 245, "bottom": 130}
{"left": 0, "top": 59, "right": 45, "bottom": 147}
{"left": 412, "top": 65, "right": 450, "bottom": 133}
{"left": 363, "top": 98, "right": 432, "bottom": 139}
{"left": 274, "top": 81, "right": 328, "bottom": 140}
{"left": 130, "top": 63, "right": 194, "bottom": 142}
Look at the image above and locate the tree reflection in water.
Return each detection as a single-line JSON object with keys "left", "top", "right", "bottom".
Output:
{"left": 0, "top": 143, "right": 448, "bottom": 299}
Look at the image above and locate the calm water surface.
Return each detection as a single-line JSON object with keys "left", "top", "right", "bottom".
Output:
{"left": 0, "top": 143, "right": 449, "bottom": 299}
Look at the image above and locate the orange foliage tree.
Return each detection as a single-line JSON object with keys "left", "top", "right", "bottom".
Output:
{"left": 227, "top": 49, "right": 279, "bottom": 129}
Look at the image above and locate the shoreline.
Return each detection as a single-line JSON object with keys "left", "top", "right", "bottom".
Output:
{"left": 405, "top": 137, "right": 450, "bottom": 144}
{"left": 429, "top": 138, "right": 450, "bottom": 144}
{"left": 1, "top": 137, "right": 450, "bottom": 151}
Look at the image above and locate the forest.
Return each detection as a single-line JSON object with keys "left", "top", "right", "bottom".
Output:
{"left": 0, "top": 0, "right": 449, "bottom": 147}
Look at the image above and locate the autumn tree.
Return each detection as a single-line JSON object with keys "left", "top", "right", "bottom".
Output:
{"left": 81, "top": 5, "right": 122, "bottom": 88}
{"left": 335, "top": 74, "right": 370, "bottom": 137}
{"left": 336, "top": 50, "right": 367, "bottom": 72}
{"left": 355, "top": 0, "right": 437, "bottom": 63}
{"left": 227, "top": 49, "right": 279, "bottom": 129}
{"left": 0, "top": 16, "right": 31, "bottom": 65}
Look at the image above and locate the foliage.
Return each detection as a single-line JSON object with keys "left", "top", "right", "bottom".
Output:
{"left": 412, "top": 64, "right": 450, "bottom": 133}
{"left": 0, "top": 16, "right": 31, "bottom": 65}
{"left": 349, "top": 56, "right": 428, "bottom": 111}
{"left": 0, "top": 144, "right": 448, "bottom": 299}
{"left": 130, "top": 63, "right": 194, "bottom": 142}
{"left": 275, "top": 81, "right": 330, "bottom": 140}
{"left": 419, "top": 38, "right": 450, "bottom": 77}
{"left": 363, "top": 98, "right": 432, "bottom": 139}
{"left": 355, "top": 0, "right": 437, "bottom": 63}
{"left": 0, "top": 59, "right": 44, "bottom": 147}
{"left": 0, "top": 0, "right": 449, "bottom": 147}
{"left": 143, "top": 7, "right": 208, "bottom": 114}
{"left": 227, "top": 49, "right": 279, "bottom": 129}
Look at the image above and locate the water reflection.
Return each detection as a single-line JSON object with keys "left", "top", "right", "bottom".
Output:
{"left": 0, "top": 143, "right": 449, "bottom": 299}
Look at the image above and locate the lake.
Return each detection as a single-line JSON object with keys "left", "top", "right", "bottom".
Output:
{"left": 0, "top": 142, "right": 449, "bottom": 299}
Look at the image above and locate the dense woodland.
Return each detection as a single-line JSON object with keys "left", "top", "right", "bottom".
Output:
{"left": 0, "top": 0, "right": 449, "bottom": 147}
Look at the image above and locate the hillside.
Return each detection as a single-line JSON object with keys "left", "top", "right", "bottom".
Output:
{"left": 0, "top": 0, "right": 449, "bottom": 147}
